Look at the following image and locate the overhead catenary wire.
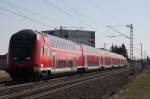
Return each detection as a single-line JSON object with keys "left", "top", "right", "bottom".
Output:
{"left": 87, "top": 0, "right": 120, "bottom": 24}
{"left": 0, "top": 0, "right": 59, "bottom": 23}
{"left": 41, "top": 0, "right": 91, "bottom": 28}
{"left": 0, "top": 7, "right": 54, "bottom": 28}
{"left": 107, "top": 26, "right": 131, "bottom": 39}
{"left": 58, "top": 0, "right": 102, "bottom": 30}
{"left": 59, "top": 0, "right": 84, "bottom": 18}
{"left": 134, "top": 46, "right": 148, "bottom": 58}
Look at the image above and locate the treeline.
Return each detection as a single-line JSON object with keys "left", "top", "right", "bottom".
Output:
{"left": 110, "top": 43, "right": 128, "bottom": 59}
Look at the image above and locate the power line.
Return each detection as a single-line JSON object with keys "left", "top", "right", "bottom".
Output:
{"left": 0, "top": 7, "right": 53, "bottom": 28}
{"left": 41, "top": 0, "right": 87, "bottom": 26}
{"left": 59, "top": 0, "right": 83, "bottom": 18}
{"left": 87, "top": 0, "right": 120, "bottom": 24}
{"left": 58, "top": 0, "right": 101, "bottom": 29}
{"left": 107, "top": 26, "right": 131, "bottom": 39}
{"left": 0, "top": 0, "right": 58, "bottom": 23}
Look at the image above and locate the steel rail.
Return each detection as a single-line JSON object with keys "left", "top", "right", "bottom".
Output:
{"left": 0, "top": 67, "right": 129, "bottom": 99}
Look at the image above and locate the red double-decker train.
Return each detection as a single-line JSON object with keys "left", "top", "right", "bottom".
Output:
{"left": 8, "top": 29, "right": 127, "bottom": 80}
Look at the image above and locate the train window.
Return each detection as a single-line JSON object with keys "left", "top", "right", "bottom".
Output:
{"left": 55, "top": 41, "right": 58, "bottom": 48}
{"left": 63, "top": 43, "right": 66, "bottom": 49}
{"left": 52, "top": 40, "right": 55, "bottom": 48}
{"left": 59, "top": 42, "right": 62, "bottom": 49}
{"left": 65, "top": 43, "right": 67, "bottom": 49}
{"left": 70, "top": 44, "right": 72, "bottom": 50}
{"left": 64, "top": 42, "right": 67, "bottom": 49}
{"left": 69, "top": 43, "right": 71, "bottom": 50}
{"left": 72, "top": 45, "right": 75, "bottom": 50}
{"left": 55, "top": 41, "right": 57, "bottom": 48}
{"left": 58, "top": 41, "right": 61, "bottom": 48}
{"left": 70, "top": 61, "right": 73, "bottom": 67}
{"left": 42, "top": 36, "right": 45, "bottom": 43}
{"left": 58, "top": 60, "right": 60, "bottom": 67}
{"left": 58, "top": 41, "right": 61, "bottom": 49}
{"left": 56, "top": 41, "right": 58, "bottom": 48}
{"left": 66, "top": 43, "right": 69, "bottom": 50}
{"left": 41, "top": 46, "right": 44, "bottom": 55}
{"left": 57, "top": 41, "right": 60, "bottom": 48}
{"left": 61, "top": 42, "right": 63, "bottom": 49}
{"left": 67, "top": 43, "right": 69, "bottom": 50}
{"left": 64, "top": 42, "right": 66, "bottom": 49}
{"left": 56, "top": 41, "right": 59, "bottom": 48}
{"left": 73, "top": 45, "right": 75, "bottom": 50}
{"left": 59, "top": 41, "right": 62, "bottom": 49}
{"left": 70, "top": 45, "right": 72, "bottom": 50}
{"left": 64, "top": 60, "right": 66, "bottom": 67}
{"left": 62, "top": 60, "right": 64, "bottom": 67}
{"left": 54, "top": 40, "right": 57, "bottom": 48}
{"left": 48, "top": 48, "right": 50, "bottom": 57}
{"left": 52, "top": 53, "right": 55, "bottom": 66}
{"left": 41, "top": 48, "right": 42, "bottom": 56}
{"left": 60, "top": 60, "right": 63, "bottom": 67}
{"left": 68, "top": 61, "right": 70, "bottom": 67}
{"left": 58, "top": 60, "right": 61, "bottom": 67}
{"left": 62, "top": 42, "right": 65, "bottom": 49}
{"left": 68, "top": 61, "right": 71, "bottom": 67}
{"left": 12, "top": 46, "right": 33, "bottom": 63}
{"left": 43, "top": 47, "right": 44, "bottom": 54}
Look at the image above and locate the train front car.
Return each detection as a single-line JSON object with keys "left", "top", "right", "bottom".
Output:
{"left": 8, "top": 29, "right": 42, "bottom": 80}
{"left": 8, "top": 29, "right": 83, "bottom": 80}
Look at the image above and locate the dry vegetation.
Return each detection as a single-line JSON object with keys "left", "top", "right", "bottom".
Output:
{"left": 110, "top": 69, "right": 150, "bottom": 99}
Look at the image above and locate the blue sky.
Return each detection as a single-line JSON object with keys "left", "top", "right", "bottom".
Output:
{"left": 0, "top": 0, "right": 149, "bottom": 58}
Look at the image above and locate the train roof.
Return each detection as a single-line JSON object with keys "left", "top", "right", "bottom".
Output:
{"left": 39, "top": 31, "right": 79, "bottom": 51}
{"left": 11, "top": 29, "right": 37, "bottom": 39}
{"left": 81, "top": 44, "right": 126, "bottom": 59}
{"left": 12, "top": 29, "right": 127, "bottom": 59}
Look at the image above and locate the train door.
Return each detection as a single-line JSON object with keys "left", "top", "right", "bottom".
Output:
{"left": 70, "top": 58, "right": 75, "bottom": 72}
{"left": 99, "top": 56, "right": 103, "bottom": 68}
{"left": 47, "top": 48, "right": 51, "bottom": 67}
{"left": 44, "top": 45, "right": 49, "bottom": 67}
{"left": 52, "top": 51, "right": 56, "bottom": 68}
{"left": 85, "top": 53, "right": 87, "bottom": 67}
{"left": 40, "top": 46, "right": 45, "bottom": 66}
{"left": 68, "top": 53, "right": 74, "bottom": 72}
{"left": 74, "top": 54, "right": 77, "bottom": 67}
{"left": 101, "top": 56, "right": 104, "bottom": 70}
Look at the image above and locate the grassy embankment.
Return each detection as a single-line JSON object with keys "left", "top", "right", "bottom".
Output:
{"left": 113, "top": 70, "right": 150, "bottom": 99}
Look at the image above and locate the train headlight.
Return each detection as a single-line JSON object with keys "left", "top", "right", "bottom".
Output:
{"left": 41, "top": 64, "right": 43, "bottom": 67}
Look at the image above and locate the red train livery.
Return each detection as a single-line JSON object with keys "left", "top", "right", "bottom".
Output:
{"left": 8, "top": 29, "right": 127, "bottom": 80}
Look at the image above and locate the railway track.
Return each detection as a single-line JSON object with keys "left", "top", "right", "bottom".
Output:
{"left": 0, "top": 74, "right": 82, "bottom": 95}
{"left": 0, "top": 67, "right": 129, "bottom": 99}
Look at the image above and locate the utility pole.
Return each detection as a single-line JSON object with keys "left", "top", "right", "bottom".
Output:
{"left": 104, "top": 43, "right": 106, "bottom": 51}
{"left": 107, "top": 24, "right": 134, "bottom": 74}
{"left": 60, "top": 26, "right": 63, "bottom": 37}
{"left": 140, "top": 43, "right": 143, "bottom": 71}
{"left": 128, "top": 24, "right": 134, "bottom": 74}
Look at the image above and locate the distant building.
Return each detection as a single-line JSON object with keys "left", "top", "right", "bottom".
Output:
{"left": 42, "top": 29, "right": 95, "bottom": 47}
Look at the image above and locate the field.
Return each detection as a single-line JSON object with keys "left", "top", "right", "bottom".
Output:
{"left": 111, "top": 69, "right": 150, "bottom": 99}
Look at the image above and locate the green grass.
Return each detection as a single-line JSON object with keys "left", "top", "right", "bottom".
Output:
{"left": 117, "top": 70, "right": 150, "bottom": 99}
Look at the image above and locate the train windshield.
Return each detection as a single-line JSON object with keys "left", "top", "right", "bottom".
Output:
{"left": 10, "top": 29, "right": 37, "bottom": 64}
{"left": 12, "top": 44, "right": 34, "bottom": 63}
